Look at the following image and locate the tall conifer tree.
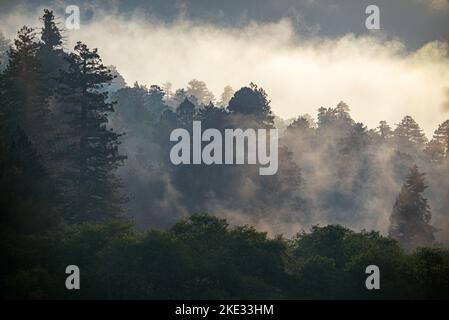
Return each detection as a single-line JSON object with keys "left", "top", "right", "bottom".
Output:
{"left": 58, "top": 42, "right": 126, "bottom": 221}
{"left": 389, "top": 165, "right": 437, "bottom": 250}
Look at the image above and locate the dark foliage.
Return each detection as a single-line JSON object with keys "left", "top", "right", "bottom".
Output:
{"left": 1, "top": 9, "right": 448, "bottom": 300}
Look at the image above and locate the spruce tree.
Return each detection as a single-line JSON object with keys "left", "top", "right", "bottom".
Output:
{"left": 40, "top": 9, "right": 63, "bottom": 49}
{"left": 434, "top": 120, "right": 449, "bottom": 156}
{"left": 227, "top": 83, "right": 274, "bottom": 127}
{"left": 425, "top": 120, "right": 449, "bottom": 160}
{"left": 58, "top": 42, "right": 126, "bottom": 221}
{"left": 394, "top": 115, "right": 428, "bottom": 146}
{"left": 3, "top": 26, "right": 52, "bottom": 158}
{"left": 376, "top": 120, "right": 393, "bottom": 140}
{"left": 218, "top": 85, "right": 234, "bottom": 107}
{"left": 335, "top": 101, "right": 352, "bottom": 120}
{"left": 186, "top": 79, "right": 215, "bottom": 106}
{"left": 176, "top": 98, "right": 195, "bottom": 126}
{"left": 0, "top": 48, "right": 58, "bottom": 233}
{"left": 0, "top": 124, "right": 58, "bottom": 233}
{"left": 37, "top": 9, "right": 67, "bottom": 91}
{"left": 389, "top": 165, "right": 437, "bottom": 250}
{"left": 289, "top": 115, "right": 313, "bottom": 131}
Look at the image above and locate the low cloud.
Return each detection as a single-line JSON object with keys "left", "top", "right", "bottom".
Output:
{"left": 2, "top": 8, "right": 448, "bottom": 137}
{"left": 444, "top": 87, "right": 449, "bottom": 111}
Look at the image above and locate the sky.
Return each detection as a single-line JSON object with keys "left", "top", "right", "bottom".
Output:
{"left": 1, "top": 0, "right": 448, "bottom": 136}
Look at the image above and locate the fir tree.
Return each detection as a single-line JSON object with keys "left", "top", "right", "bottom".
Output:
{"left": 389, "top": 165, "right": 437, "bottom": 250}
{"left": 218, "top": 85, "right": 234, "bottom": 107}
{"left": 3, "top": 26, "right": 51, "bottom": 157}
{"left": 0, "top": 55, "right": 58, "bottom": 233}
{"left": 227, "top": 83, "right": 274, "bottom": 127}
{"left": 40, "top": 9, "right": 63, "bottom": 49}
{"left": 394, "top": 115, "right": 428, "bottom": 146}
{"left": 425, "top": 120, "right": 449, "bottom": 160}
{"left": 186, "top": 79, "right": 214, "bottom": 106}
{"left": 376, "top": 120, "right": 393, "bottom": 140}
{"left": 37, "top": 9, "right": 67, "bottom": 91}
{"left": 289, "top": 115, "right": 313, "bottom": 131}
{"left": 58, "top": 42, "right": 126, "bottom": 221}
{"left": 176, "top": 98, "right": 195, "bottom": 126}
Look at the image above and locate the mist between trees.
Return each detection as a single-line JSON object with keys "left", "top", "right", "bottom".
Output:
{"left": 0, "top": 10, "right": 448, "bottom": 299}
{"left": 111, "top": 68, "right": 449, "bottom": 249}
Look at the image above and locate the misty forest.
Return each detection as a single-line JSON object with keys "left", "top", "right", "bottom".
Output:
{"left": 1, "top": 10, "right": 449, "bottom": 299}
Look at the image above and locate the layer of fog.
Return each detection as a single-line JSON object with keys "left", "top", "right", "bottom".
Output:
{"left": 1, "top": 8, "right": 449, "bottom": 137}
{"left": 75, "top": 16, "right": 449, "bottom": 137}
{"left": 1, "top": 7, "right": 448, "bottom": 242}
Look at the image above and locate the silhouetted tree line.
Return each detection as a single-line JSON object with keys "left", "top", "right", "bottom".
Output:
{"left": 0, "top": 10, "right": 448, "bottom": 299}
{"left": 2, "top": 214, "right": 449, "bottom": 299}
{"left": 114, "top": 81, "right": 449, "bottom": 247}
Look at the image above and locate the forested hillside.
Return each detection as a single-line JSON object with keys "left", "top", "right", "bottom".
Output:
{"left": 1, "top": 10, "right": 448, "bottom": 299}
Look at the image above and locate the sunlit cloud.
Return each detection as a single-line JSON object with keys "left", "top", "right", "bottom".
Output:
{"left": 2, "top": 9, "right": 448, "bottom": 137}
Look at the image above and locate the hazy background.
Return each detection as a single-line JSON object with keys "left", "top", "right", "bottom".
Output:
{"left": 1, "top": 0, "right": 448, "bottom": 240}
{"left": 2, "top": 1, "right": 449, "bottom": 300}
{"left": 1, "top": 0, "right": 448, "bottom": 136}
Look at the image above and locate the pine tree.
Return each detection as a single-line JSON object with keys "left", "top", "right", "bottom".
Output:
{"left": 0, "top": 124, "right": 58, "bottom": 233}
{"left": 335, "top": 101, "right": 352, "bottom": 121}
{"left": 340, "top": 122, "right": 369, "bottom": 154}
{"left": 317, "top": 107, "right": 337, "bottom": 128}
{"left": 5, "top": 26, "right": 43, "bottom": 112}
{"left": 3, "top": 26, "right": 52, "bottom": 157}
{"left": 227, "top": 83, "right": 274, "bottom": 127}
{"left": 389, "top": 165, "right": 437, "bottom": 250}
{"left": 425, "top": 120, "right": 449, "bottom": 160}
{"left": 40, "top": 9, "right": 63, "bottom": 49}
{"left": 37, "top": 9, "right": 67, "bottom": 91}
{"left": 218, "top": 85, "right": 234, "bottom": 107}
{"left": 145, "top": 85, "right": 167, "bottom": 123}
{"left": 176, "top": 98, "right": 195, "bottom": 126}
{"left": 5, "top": 20, "right": 66, "bottom": 209}
{"left": 196, "top": 102, "right": 228, "bottom": 129}
{"left": 186, "top": 79, "right": 214, "bottom": 106}
{"left": 394, "top": 115, "right": 428, "bottom": 146}
{"left": 376, "top": 120, "right": 393, "bottom": 140}
{"left": 434, "top": 120, "right": 449, "bottom": 156}
{"left": 0, "top": 54, "right": 58, "bottom": 233}
{"left": 58, "top": 42, "right": 126, "bottom": 221}
{"left": 425, "top": 139, "right": 445, "bottom": 161}
{"left": 289, "top": 115, "right": 313, "bottom": 131}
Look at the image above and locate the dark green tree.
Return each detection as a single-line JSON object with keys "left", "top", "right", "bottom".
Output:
{"left": 288, "top": 115, "right": 313, "bottom": 131}
{"left": 37, "top": 9, "right": 67, "bottom": 91}
{"left": 0, "top": 125, "right": 58, "bottom": 233}
{"left": 376, "top": 120, "right": 393, "bottom": 140}
{"left": 389, "top": 165, "right": 437, "bottom": 250}
{"left": 146, "top": 85, "right": 168, "bottom": 123}
{"left": 425, "top": 120, "right": 449, "bottom": 160}
{"left": 1, "top": 25, "right": 58, "bottom": 170}
{"left": 58, "top": 42, "right": 126, "bottom": 221}
{"left": 394, "top": 115, "right": 428, "bottom": 146}
{"left": 227, "top": 83, "right": 274, "bottom": 127}
{"left": 176, "top": 98, "right": 195, "bottom": 126}
{"left": 0, "top": 41, "right": 58, "bottom": 234}
{"left": 4, "top": 27, "right": 47, "bottom": 132}
{"left": 40, "top": 9, "right": 62, "bottom": 49}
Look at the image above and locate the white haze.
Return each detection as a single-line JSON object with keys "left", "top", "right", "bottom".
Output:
{"left": 2, "top": 9, "right": 449, "bottom": 137}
